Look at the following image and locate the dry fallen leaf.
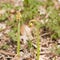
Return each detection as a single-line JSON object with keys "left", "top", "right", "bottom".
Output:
{"left": 0, "top": 9, "right": 6, "bottom": 14}
{"left": 0, "top": 23, "right": 6, "bottom": 30}
{"left": 20, "top": 24, "right": 33, "bottom": 43}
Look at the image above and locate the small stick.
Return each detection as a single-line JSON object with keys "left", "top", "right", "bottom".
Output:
{"left": 0, "top": 50, "right": 15, "bottom": 56}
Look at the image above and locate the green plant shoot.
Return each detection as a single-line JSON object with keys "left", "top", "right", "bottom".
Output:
{"left": 29, "top": 20, "right": 40, "bottom": 60}
{"left": 17, "top": 20, "right": 20, "bottom": 56}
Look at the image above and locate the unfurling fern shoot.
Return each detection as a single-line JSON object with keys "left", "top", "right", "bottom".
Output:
{"left": 29, "top": 20, "right": 40, "bottom": 60}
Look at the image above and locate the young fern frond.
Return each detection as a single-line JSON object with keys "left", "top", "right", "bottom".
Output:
{"left": 29, "top": 20, "right": 40, "bottom": 60}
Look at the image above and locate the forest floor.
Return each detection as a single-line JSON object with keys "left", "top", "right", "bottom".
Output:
{"left": 0, "top": 0, "right": 60, "bottom": 60}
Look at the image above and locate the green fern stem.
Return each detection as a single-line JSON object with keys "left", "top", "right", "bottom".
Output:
{"left": 36, "top": 29, "right": 40, "bottom": 60}
{"left": 17, "top": 20, "right": 20, "bottom": 56}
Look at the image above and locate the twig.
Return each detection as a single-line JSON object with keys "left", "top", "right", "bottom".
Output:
{"left": 0, "top": 50, "right": 15, "bottom": 56}
{"left": 41, "top": 32, "right": 51, "bottom": 37}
